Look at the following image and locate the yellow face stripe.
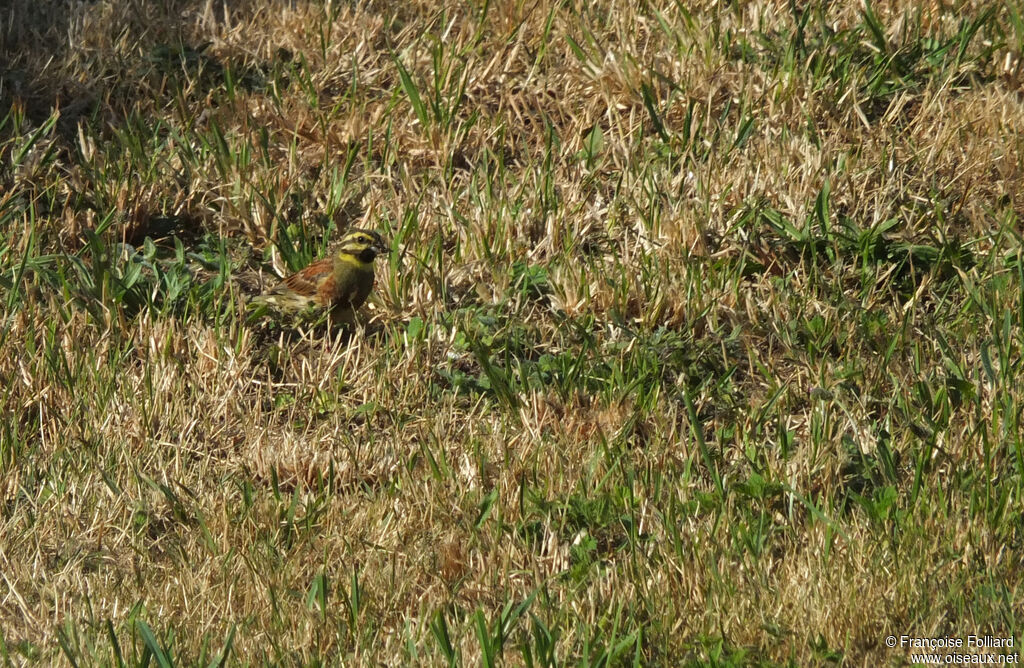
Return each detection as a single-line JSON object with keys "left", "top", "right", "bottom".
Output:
{"left": 336, "top": 251, "right": 372, "bottom": 268}
{"left": 343, "top": 228, "right": 384, "bottom": 244}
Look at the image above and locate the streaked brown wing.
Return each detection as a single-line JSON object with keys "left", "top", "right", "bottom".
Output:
{"left": 272, "top": 258, "right": 333, "bottom": 300}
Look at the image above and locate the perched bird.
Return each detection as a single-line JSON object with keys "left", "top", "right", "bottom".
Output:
{"left": 252, "top": 228, "right": 388, "bottom": 324}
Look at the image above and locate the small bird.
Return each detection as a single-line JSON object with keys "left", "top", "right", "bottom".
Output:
{"left": 252, "top": 228, "right": 388, "bottom": 324}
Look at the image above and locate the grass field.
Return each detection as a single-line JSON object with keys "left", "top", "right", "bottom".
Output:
{"left": 2, "top": 0, "right": 1023, "bottom": 664}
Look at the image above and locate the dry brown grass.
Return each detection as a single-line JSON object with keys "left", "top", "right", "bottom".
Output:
{"left": 2, "top": 0, "right": 1023, "bottom": 665}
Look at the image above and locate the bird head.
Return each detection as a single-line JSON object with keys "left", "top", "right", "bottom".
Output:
{"left": 337, "top": 229, "right": 388, "bottom": 265}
